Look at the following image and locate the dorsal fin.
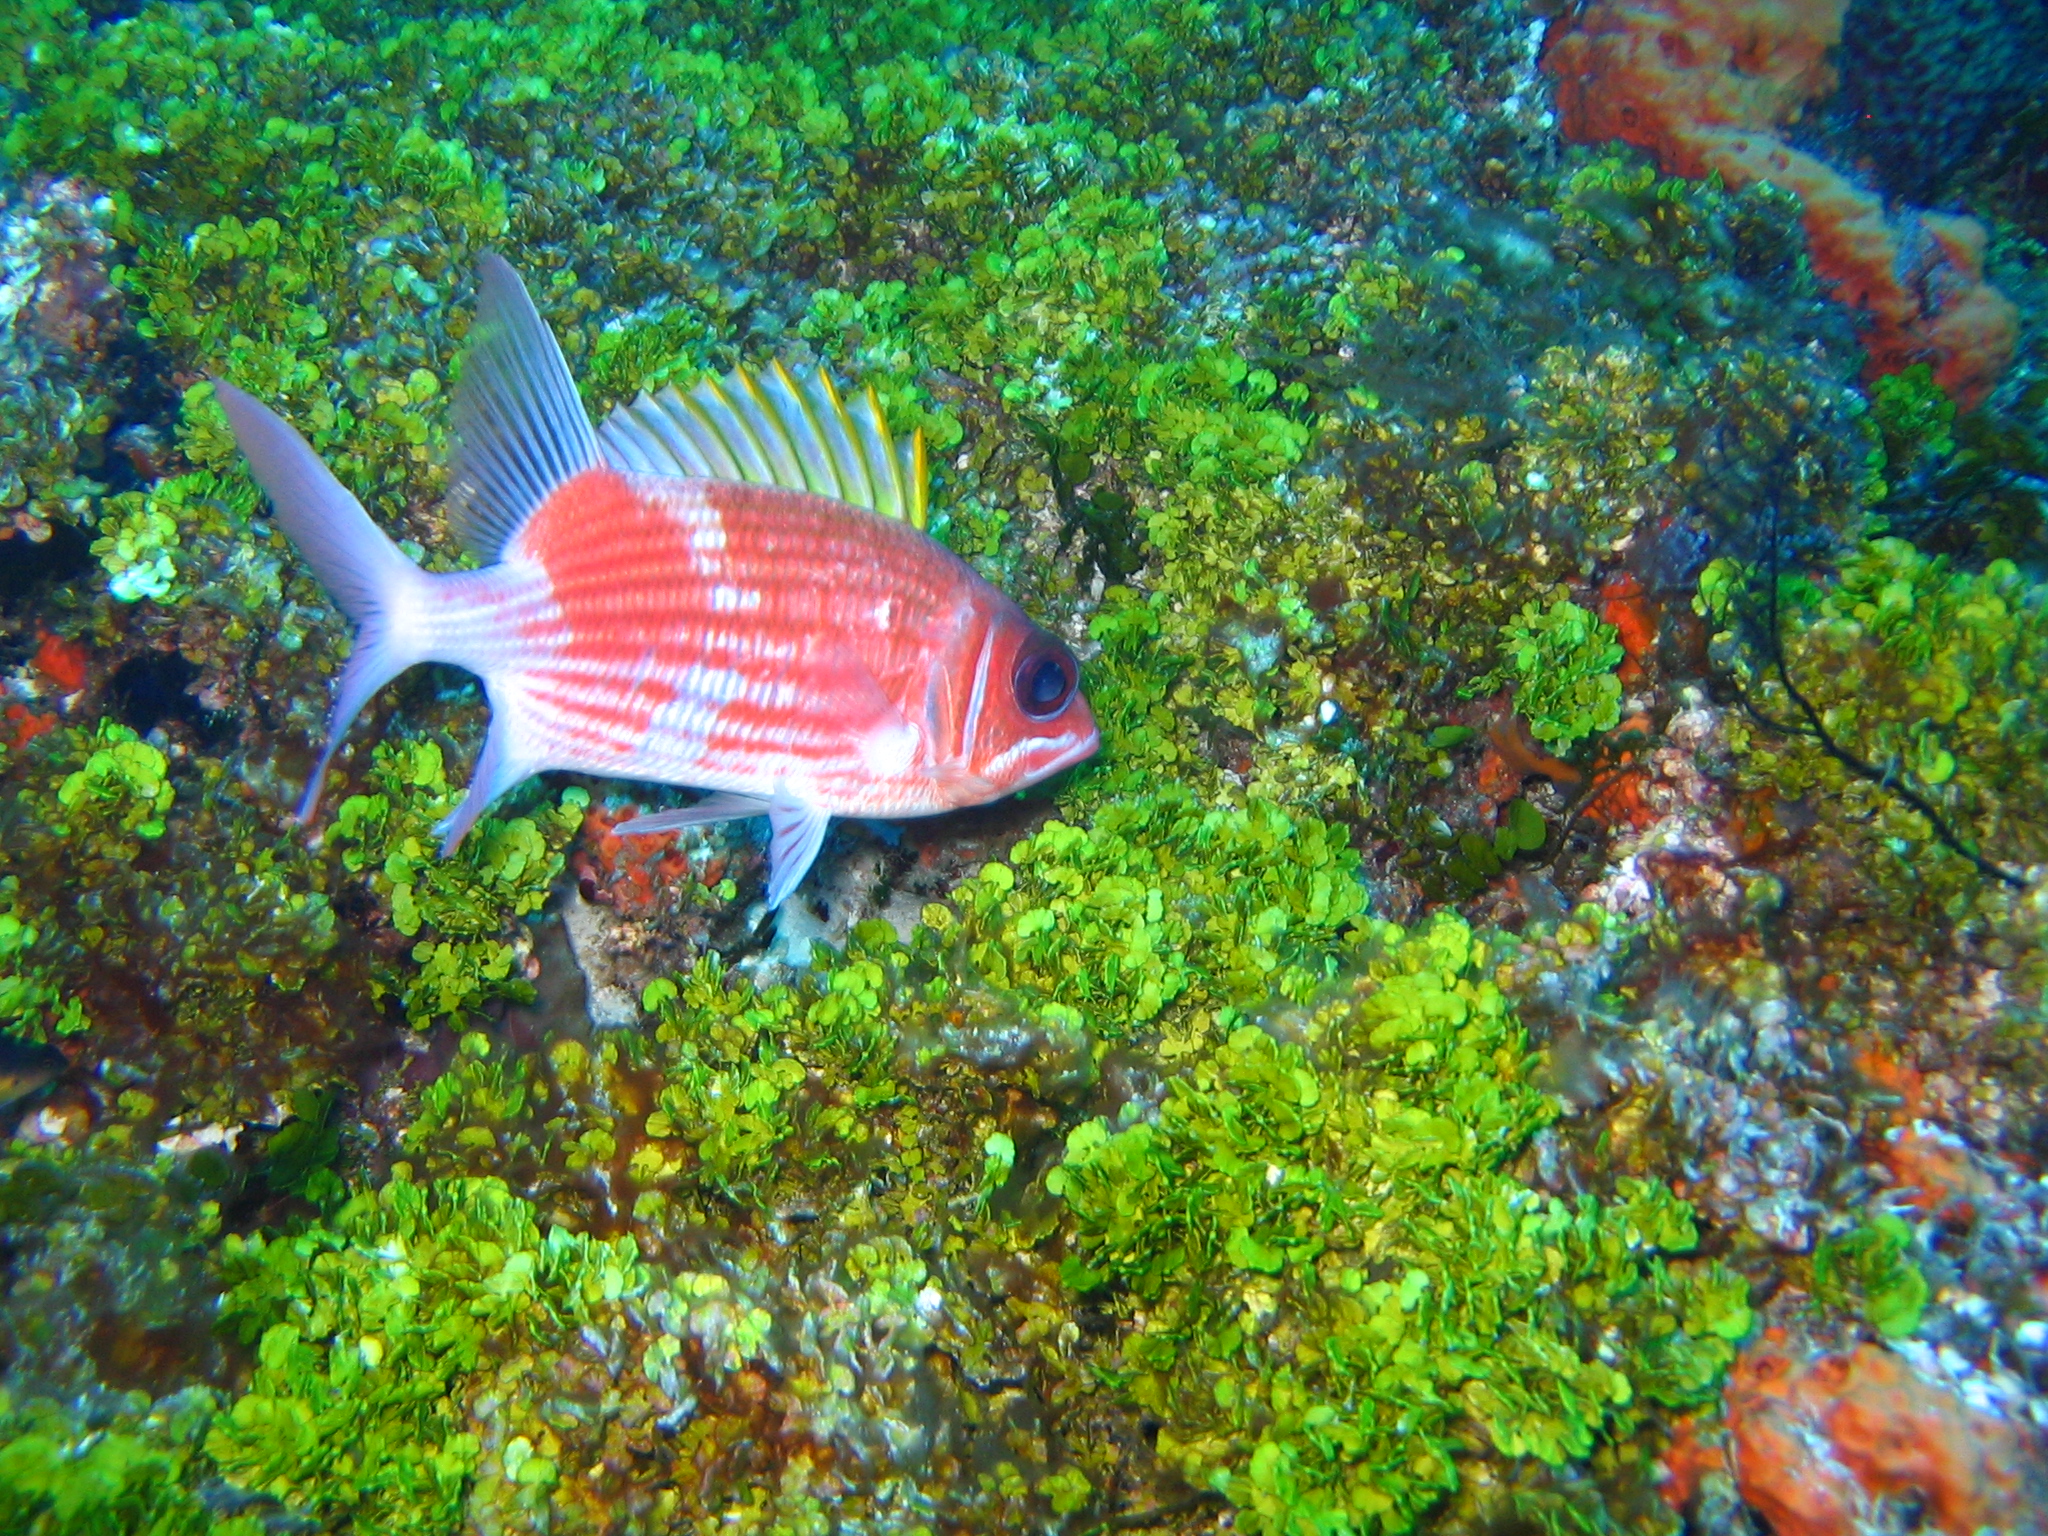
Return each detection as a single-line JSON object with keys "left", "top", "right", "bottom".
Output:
{"left": 597, "top": 360, "right": 928, "bottom": 529}
{"left": 445, "top": 253, "right": 603, "bottom": 563}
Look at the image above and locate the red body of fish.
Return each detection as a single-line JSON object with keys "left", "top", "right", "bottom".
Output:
{"left": 422, "top": 467, "right": 1095, "bottom": 819}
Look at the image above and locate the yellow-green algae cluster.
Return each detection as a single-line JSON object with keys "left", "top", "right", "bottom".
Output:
{"left": 1700, "top": 535, "right": 2048, "bottom": 910}
{"left": 0, "top": 719, "right": 336, "bottom": 1051}
{"left": 0, "top": 898, "right": 1748, "bottom": 1534}
{"left": 1049, "top": 917, "right": 1748, "bottom": 1534}
{"left": 0, "top": 806, "right": 1757, "bottom": 1534}
{"left": 1, "top": 0, "right": 2045, "bottom": 1532}
{"left": 328, "top": 740, "right": 588, "bottom": 1025}
{"left": 0, "top": 715, "right": 583, "bottom": 1107}
{"left": 1492, "top": 599, "right": 1625, "bottom": 752}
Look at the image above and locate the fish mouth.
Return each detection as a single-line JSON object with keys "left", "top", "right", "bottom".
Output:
{"left": 1013, "top": 725, "right": 1101, "bottom": 789}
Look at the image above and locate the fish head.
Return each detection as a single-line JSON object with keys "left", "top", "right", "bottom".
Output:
{"left": 948, "top": 603, "right": 1098, "bottom": 799}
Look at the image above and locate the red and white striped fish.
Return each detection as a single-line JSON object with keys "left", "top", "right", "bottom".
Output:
{"left": 214, "top": 254, "right": 1097, "bottom": 910}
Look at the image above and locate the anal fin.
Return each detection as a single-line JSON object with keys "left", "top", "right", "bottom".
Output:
{"left": 434, "top": 712, "right": 530, "bottom": 856}
{"left": 298, "top": 631, "right": 415, "bottom": 822}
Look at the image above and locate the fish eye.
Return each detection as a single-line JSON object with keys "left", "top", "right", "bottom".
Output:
{"left": 1012, "top": 643, "right": 1076, "bottom": 720}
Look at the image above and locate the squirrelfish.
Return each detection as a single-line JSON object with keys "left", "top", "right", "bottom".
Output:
{"left": 215, "top": 255, "right": 1097, "bottom": 908}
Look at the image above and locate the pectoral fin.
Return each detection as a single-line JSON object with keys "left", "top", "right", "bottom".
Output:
{"left": 615, "top": 793, "right": 771, "bottom": 835}
{"left": 924, "top": 759, "right": 996, "bottom": 803}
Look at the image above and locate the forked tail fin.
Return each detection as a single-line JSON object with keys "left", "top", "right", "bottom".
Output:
{"left": 213, "top": 379, "right": 434, "bottom": 821}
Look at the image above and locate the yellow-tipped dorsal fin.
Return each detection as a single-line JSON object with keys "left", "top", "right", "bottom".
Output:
{"left": 597, "top": 360, "right": 927, "bottom": 529}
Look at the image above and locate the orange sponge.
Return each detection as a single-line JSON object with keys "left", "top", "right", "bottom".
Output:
{"left": 1725, "top": 1331, "right": 2040, "bottom": 1536}
{"left": 1545, "top": 0, "right": 2015, "bottom": 408}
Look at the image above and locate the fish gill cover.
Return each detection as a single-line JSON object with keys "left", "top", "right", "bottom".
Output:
{"left": 0, "top": 1, "right": 2045, "bottom": 1534}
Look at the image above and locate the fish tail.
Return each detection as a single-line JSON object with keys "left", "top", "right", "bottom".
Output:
{"left": 213, "top": 378, "right": 437, "bottom": 821}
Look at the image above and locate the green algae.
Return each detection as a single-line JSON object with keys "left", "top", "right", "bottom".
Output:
{"left": 210, "top": 1170, "right": 650, "bottom": 1533}
{"left": 1511, "top": 343, "right": 1680, "bottom": 560}
{"left": 0, "top": 1148, "right": 241, "bottom": 1536}
{"left": 1869, "top": 363, "right": 1959, "bottom": 487}
{"left": 957, "top": 787, "right": 1371, "bottom": 1037}
{"left": 407, "top": 909, "right": 1084, "bottom": 1229}
{"left": 0, "top": 721, "right": 337, "bottom": 1060}
{"left": 0, "top": 890, "right": 87, "bottom": 1044}
{"left": 154, "top": 907, "right": 1741, "bottom": 1536}
{"left": 329, "top": 740, "right": 587, "bottom": 1025}
{"left": 375, "top": 900, "right": 1741, "bottom": 1533}
{"left": 231, "top": 827, "right": 1747, "bottom": 1535}
{"left": 1497, "top": 598, "right": 1626, "bottom": 752}
{"left": 0, "top": 1395, "right": 228, "bottom": 1536}
{"left": 1812, "top": 1215, "right": 1930, "bottom": 1342}
{"left": 1050, "top": 914, "right": 1746, "bottom": 1535}
{"left": 1702, "top": 536, "right": 2048, "bottom": 904}
{"left": 50, "top": 720, "right": 171, "bottom": 843}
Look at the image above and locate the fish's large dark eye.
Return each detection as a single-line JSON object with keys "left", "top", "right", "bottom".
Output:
{"left": 1013, "top": 643, "right": 1076, "bottom": 720}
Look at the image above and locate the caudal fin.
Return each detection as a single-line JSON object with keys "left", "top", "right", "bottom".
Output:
{"left": 213, "top": 379, "right": 433, "bottom": 821}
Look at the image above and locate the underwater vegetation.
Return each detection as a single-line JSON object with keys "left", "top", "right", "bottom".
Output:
{"left": 1048, "top": 915, "right": 1751, "bottom": 1534}
{"left": 1, "top": 0, "right": 2047, "bottom": 1532}
{"left": 1701, "top": 532, "right": 2047, "bottom": 903}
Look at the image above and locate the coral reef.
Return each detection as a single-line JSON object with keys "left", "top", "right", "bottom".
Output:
{"left": 0, "top": 0, "right": 2045, "bottom": 1532}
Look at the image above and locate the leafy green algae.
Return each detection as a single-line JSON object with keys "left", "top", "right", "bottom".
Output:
{"left": 210, "top": 1171, "right": 649, "bottom": 1532}
{"left": 1051, "top": 914, "right": 1746, "bottom": 1535}
{"left": 1498, "top": 599, "right": 1626, "bottom": 751}
{"left": 1812, "top": 1215, "right": 1930, "bottom": 1342}
{"left": 328, "top": 740, "right": 588, "bottom": 1025}
{"left": 265, "top": 867, "right": 1738, "bottom": 1533}
{"left": 0, "top": 1398, "right": 223, "bottom": 1536}
{"left": 432, "top": 913, "right": 1738, "bottom": 1520}
{"left": 0, "top": 721, "right": 336, "bottom": 1059}
{"left": 956, "top": 787, "right": 1370, "bottom": 1035}
{"left": 137, "top": 915, "right": 1733, "bottom": 1536}
{"left": 0, "top": 1150, "right": 237, "bottom": 1536}
{"left": 49, "top": 721, "right": 172, "bottom": 845}
{"left": 1702, "top": 536, "right": 2047, "bottom": 902}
